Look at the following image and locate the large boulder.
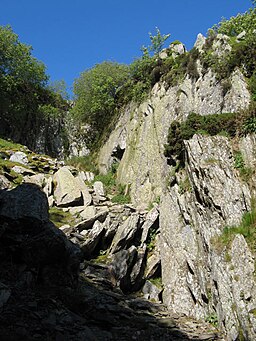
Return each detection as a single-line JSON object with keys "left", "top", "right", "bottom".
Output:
{"left": 0, "top": 183, "right": 49, "bottom": 222}
{"left": 0, "top": 184, "right": 82, "bottom": 285}
{"left": 53, "top": 166, "right": 82, "bottom": 207}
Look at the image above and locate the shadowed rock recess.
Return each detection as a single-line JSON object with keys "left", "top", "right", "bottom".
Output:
{"left": 1, "top": 30, "right": 256, "bottom": 340}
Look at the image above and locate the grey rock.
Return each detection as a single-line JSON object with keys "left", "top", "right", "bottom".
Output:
{"left": 75, "top": 209, "right": 108, "bottom": 231}
{"left": 75, "top": 175, "right": 92, "bottom": 206}
{"left": 81, "top": 220, "right": 105, "bottom": 257}
{"left": 93, "top": 181, "right": 105, "bottom": 197}
{"left": 140, "top": 207, "right": 159, "bottom": 244}
{"left": 194, "top": 33, "right": 206, "bottom": 52}
{"left": 53, "top": 166, "right": 82, "bottom": 207}
{"left": 10, "top": 151, "right": 28, "bottom": 165}
{"left": 129, "top": 244, "right": 147, "bottom": 291}
{"left": 142, "top": 280, "right": 162, "bottom": 302}
{"left": 145, "top": 249, "right": 161, "bottom": 279}
{"left": 0, "top": 175, "right": 11, "bottom": 189}
{"left": 12, "top": 165, "right": 35, "bottom": 175}
{"left": 80, "top": 206, "right": 96, "bottom": 220}
{"left": 111, "top": 245, "right": 137, "bottom": 293}
{"left": 237, "top": 30, "right": 246, "bottom": 41}
{"left": 109, "top": 213, "right": 140, "bottom": 253}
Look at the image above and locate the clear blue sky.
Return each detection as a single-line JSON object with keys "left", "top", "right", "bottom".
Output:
{"left": 0, "top": 0, "right": 252, "bottom": 95}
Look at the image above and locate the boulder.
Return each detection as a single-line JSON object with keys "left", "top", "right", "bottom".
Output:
{"left": 12, "top": 165, "right": 35, "bottom": 176}
{"left": 0, "top": 175, "right": 11, "bottom": 190}
{"left": 53, "top": 166, "right": 82, "bottom": 207}
{"left": 142, "top": 280, "right": 162, "bottom": 302}
{"left": 109, "top": 213, "right": 140, "bottom": 254}
{"left": 0, "top": 183, "right": 49, "bottom": 222}
{"left": 111, "top": 245, "right": 137, "bottom": 293}
{"left": 0, "top": 184, "right": 82, "bottom": 285}
{"left": 10, "top": 151, "right": 28, "bottom": 165}
{"left": 75, "top": 176, "right": 92, "bottom": 206}
{"left": 75, "top": 209, "right": 108, "bottom": 231}
{"left": 80, "top": 206, "right": 96, "bottom": 220}
{"left": 80, "top": 220, "right": 105, "bottom": 258}
{"left": 93, "top": 181, "right": 105, "bottom": 197}
{"left": 140, "top": 207, "right": 159, "bottom": 244}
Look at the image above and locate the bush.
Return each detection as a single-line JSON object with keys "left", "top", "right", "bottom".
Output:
{"left": 164, "top": 112, "right": 239, "bottom": 165}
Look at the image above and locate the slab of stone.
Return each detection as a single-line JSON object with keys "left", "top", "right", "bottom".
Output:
{"left": 80, "top": 206, "right": 96, "bottom": 220}
{"left": 53, "top": 166, "right": 82, "bottom": 207}
{"left": 10, "top": 151, "right": 28, "bottom": 165}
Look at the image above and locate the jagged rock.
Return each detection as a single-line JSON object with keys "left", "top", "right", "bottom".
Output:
{"left": 0, "top": 175, "right": 11, "bottom": 189}
{"left": 129, "top": 244, "right": 147, "bottom": 291}
{"left": 10, "top": 151, "right": 28, "bottom": 165}
{"left": 212, "top": 33, "right": 232, "bottom": 57}
{"left": 140, "top": 207, "right": 159, "bottom": 244}
{"left": 53, "top": 166, "right": 82, "bottom": 207}
{"left": 142, "top": 280, "right": 162, "bottom": 302}
{"left": 80, "top": 221, "right": 105, "bottom": 257}
{"left": 237, "top": 30, "right": 246, "bottom": 41}
{"left": 80, "top": 206, "right": 96, "bottom": 220}
{"left": 23, "top": 173, "right": 47, "bottom": 187}
{"left": 194, "top": 33, "right": 206, "bottom": 52}
{"left": 145, "top": 249, "right": 161, "bottom": 279}
{"left": 111, "top": 245, "right": 137, "bottom": 293}
{"left": 75, "top": 176, "right": 92, "bottom": 206}
{"left": 75, "top": 209, "right": 108, "bottom": 231}
{"left": 48, "top": 195, "right": 54, "bottom": 207}
{"left": 12, "top": 165, "right": 35, "bottom": 175}
{"left": 109, "top": 213, "right": 140, "bottom": 254}
{"left": 169, "top": 41, "right": 186, "bottom": 57}
{"left": 69, "top": 205, "right": 85, "bottom": 215}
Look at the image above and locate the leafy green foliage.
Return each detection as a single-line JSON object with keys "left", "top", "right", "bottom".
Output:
{"left": 200, "top": 6, "right": 256, "bottom": 91}
{"left": 164, "top": 112, "right": 238, "bottom": 165}
{"left": 234, "top": 151, "right": 253, "bottom": 182}
{"left": 215, "top": 207, "right": 256, "bottom": 254}
{"left": 212, "top": 7, "right": 256, "bottom": 37}
{"left": 0, "top": 25, "right": 68, "bottom": 150}
{"left": 72, "top": 61, "right": 129, "bottom": 146}
{"left": 147, "top": 27, "right": 170, "bottom": 55}
{"left": 93, "top": 167, "right": 130, "bottom": 204}
{"left": 205, "top": 313, "right": 218, "bottom": 327}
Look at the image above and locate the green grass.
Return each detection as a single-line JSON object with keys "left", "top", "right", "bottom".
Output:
{"left": 214, "top": 208, "right": 256, "bottom": 254}
{"left": 49, "top": 207, "right": 76, "bottom": 228}
{"left": 0, "top": 138, "right": 25, "bottom": 151}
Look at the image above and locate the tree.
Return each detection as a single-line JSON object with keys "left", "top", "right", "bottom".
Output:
{"left": 72, "top": 61, "right": 129, "bottom": 143}
{"left": 0, "top": 25, "right": 49, "bottom": 134}
{"left": 148, "top": 27, "right": 170, "bottom": 55}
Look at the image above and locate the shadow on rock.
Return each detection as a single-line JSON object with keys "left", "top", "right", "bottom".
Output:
{"left": 0, "top": 184, "right": 220, "bottom": 340}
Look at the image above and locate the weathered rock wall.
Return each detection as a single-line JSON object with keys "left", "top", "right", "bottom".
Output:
{"left": 98, "top": 66, "right": 250, "bottom": 209}
{"left": 97, "top": 37, "right": 256, "bottom": 339}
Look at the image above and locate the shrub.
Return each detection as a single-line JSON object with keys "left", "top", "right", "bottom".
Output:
{"left": 164, "top": 112, "right": 238, "bottom": 166}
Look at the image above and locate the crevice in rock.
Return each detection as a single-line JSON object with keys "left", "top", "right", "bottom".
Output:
{"left": 111, "top": 145, "right": 125, "bottom": 162}
{"left": 201, "top": 293, "right": 209, "bottom": 304}
{"left": 188, "top": 286, "right": 197, "bottom": 305}
{"left": 186, "top": 261, "right": 195, "bottom": 275}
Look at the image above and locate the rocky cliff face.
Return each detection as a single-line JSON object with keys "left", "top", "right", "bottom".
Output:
{"left": 98, "top": 35, "right": 256, "bottom": 340}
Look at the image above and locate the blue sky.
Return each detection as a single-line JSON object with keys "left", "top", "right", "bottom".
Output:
{"left": 0, "top": 0, "right": 252, "bottom": 94}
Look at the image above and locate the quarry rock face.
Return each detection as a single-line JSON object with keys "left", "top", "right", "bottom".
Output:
{"left": 97, "top": 34, "right": 256, "bottom": 339}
